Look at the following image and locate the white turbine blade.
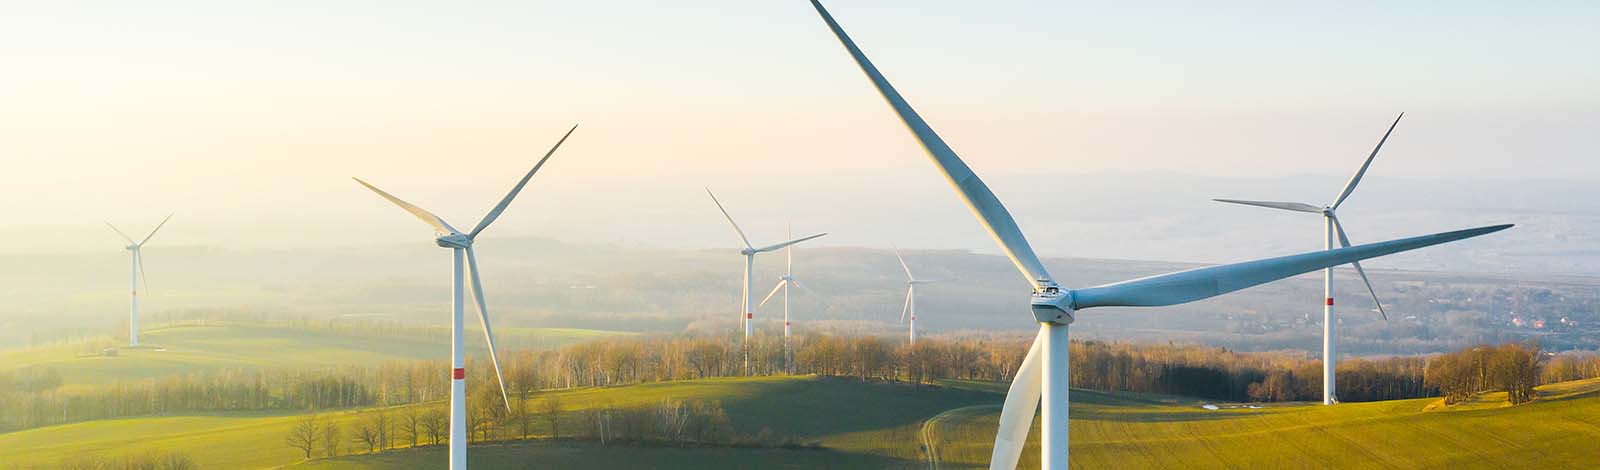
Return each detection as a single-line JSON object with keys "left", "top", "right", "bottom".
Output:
{"left": 758, "top": 280, "right": 787, "bottom": 308}
{"left": 136, "top": 250, "right": 149, "bottom": 291}
{"left": 755, "top": 232, "right": 827, "bottom": 253}
{"left": 105, "top": 222, "right": 135, "bottom": 245}
{"left": 787, "top": 223, "right": 794, "bottom": 274}
{"left": 470, "top": 124, "right": 578, "bottom": 239}
{"left": 1331, "top": 113, "right": 1403, "bottom": 210}
{"left": 990, "top": 327, "right": 1044, "bottom": 470}
{"left": 465, "top": 247, "right": 512, "bottom": 413}
{"left": 137, "top": 213, "right": 174, "bottom": 246}
{"left": 1072, "top": 224, "right": 1511, "bottom": 309}
{"left": 353, "top": 178, "right": 460, "bottom": 234}
{"left": 810, "top": 0, "right": 1052, "bottom": 288}
{"left": 705, "top": 189, "right": 753, "bottom": 249}
{"left": 1331, "top": 215, "right": 1389, "bottom": 321}
{"left": 891, "top": 245, "right": 915, "bottom": 280}
{"left": 1212, "top": 199, "right": 1323, "bottom": 213}
{"left": 900, "top": 286, "right": 912, "bottom": 323}
{"left": 793, "top": 279, "right": 818, "bottom": 297}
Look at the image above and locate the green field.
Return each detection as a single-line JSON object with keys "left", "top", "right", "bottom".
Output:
{"left": 3, "top": 375, "right": 1598, "bottom": 469}
{"left": 0, "top": 323, "right": 621, "bottom": 389}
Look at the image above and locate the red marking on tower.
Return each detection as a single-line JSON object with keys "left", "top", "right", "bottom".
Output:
{"left": 746, "top": 313, "right": 753, "bottom": 319}
{"left": 1326, "top": 298, "right": 1334, "bottom": 306}
{"left": 452, "top": 368, "right": 465, "bottom": 380}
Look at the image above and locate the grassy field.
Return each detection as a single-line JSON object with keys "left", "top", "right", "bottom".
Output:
{"left": 2, "top": 374, "right": 1597, "bottom": 469}
{"left": 0, "top": 322, "right": 620, "bottom": 389}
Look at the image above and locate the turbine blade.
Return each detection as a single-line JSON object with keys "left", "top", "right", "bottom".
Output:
{"left": 1072, "top": 224, "right": 1512, "bottom": 309}
{"left": 794, "top": 280, "right": 817, "bottom": 296}
{"left": 465, "top": 247, "right": 512, "bottom": 413}
{"left": 138, "top": 213, "right": 173, "bottom": 246}
{"left": 470, "top": 124, "right": 577, "bottom": 239}
{"left": 900, "top": 286, "right": 912, "bottom": 323}
{"left": 810, "top": 0, "right": 1052, "bottom": 288}
{"left": 136, "top": 250, "right": 149, "bottom": 292}
{"left": 758, "top": 280, "right": 787, "bottom": 308}
{"left": 705, "top": 189, "right": 753, "bottom": 249}
{"left": 892, "top": 245, "right": 914, "bottom": 280}
{"left": 1331, "top": 113, "right": 1403, "bottom": 210}
{"left": 1212, "top": 199, "right": 1323, "bottom": 213}
{"left": 353, "top": 178, "right": 460, "bottom": 234}
{"left": 105, "top": 223, "right": 135, "bottom": 245}
{"left": 786, "top": 223, "right": 794, "bottom": 274}
{"left": 1331, "top": 216, "right": 1388, "bottom": 321}
{"left": 990, "top": 327, "right": 1044, "bottom": 470}
{"left": 755, "top": 233, "right": 827, "bottom": 253}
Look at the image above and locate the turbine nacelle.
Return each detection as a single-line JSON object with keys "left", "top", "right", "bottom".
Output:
{"left": 436, "top": 233, "right": 472, "bottom": 249}
{"left": 1030, "top": 284, "right": 1074, "bottom": 325}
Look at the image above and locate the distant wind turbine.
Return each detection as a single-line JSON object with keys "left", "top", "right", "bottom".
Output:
{"left": 757, "top": 224, "right": 819, "bottom": 372}
{"left": 1214, "top": 113, "right": 1403, "bottom": 405}
{"left": 354, "top": 124, "right": 575, "bottom": 470}
{"left": 106, "top": 214, "right": 172, "bottom": 347}
{"left": 710, "top": 189, "right": 832, "bottom": 346}
{"left": 892, "top": 247, "right": 936, "bottom": 345}
{"left": 806, "top": 2, "right": 1511, "bottom": 468}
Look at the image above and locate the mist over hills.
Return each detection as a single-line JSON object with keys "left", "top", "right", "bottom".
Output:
{"left": 3, "top": 229, "right": 1595, "bottom": 357}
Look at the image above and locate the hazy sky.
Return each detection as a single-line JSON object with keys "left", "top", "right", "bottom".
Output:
{"left": 1, "top": 1, "right": 1595, "bottom": 254}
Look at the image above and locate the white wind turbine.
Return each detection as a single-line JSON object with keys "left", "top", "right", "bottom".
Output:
{"left": 807, "top": 2, "right": 1511, "bottom": 468}
{"left": 756, "top": 224, "right": 819, "bottom": 371}
{"left": 707, "top": 190, "right": 826, "bottom": 342}
{"left": 106, "top": 214, "right": 172, "bottom": 347}
{"left": 355, "top": 124, "right": 575, "bottom": 470}
{"left": 892, "top": 247, "right": 936, "bottom": 346}
{"left": 1215, "top": 113, "right": 1403, "bottom": 406}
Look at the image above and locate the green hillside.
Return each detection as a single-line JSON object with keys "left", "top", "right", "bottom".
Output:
{"left": 0, "top": 322, "right": 620, "bottom": 389}
{"left": 3, "top": 375, "right": 1598, "bottom": 469}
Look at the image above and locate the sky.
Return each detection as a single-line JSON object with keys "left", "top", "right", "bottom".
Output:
{"left": 1, "top": 0, "right": 1595, "bottom": 256}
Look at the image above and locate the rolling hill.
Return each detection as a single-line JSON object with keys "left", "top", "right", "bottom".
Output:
{"left": 2, "top": 375, "right": 1597, "bottom": 469}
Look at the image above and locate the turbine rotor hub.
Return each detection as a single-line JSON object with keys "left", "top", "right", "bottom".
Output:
{"left": 435, "top": 233, "right": 472, "bottom": 249}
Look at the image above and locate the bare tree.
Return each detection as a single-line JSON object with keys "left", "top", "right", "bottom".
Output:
{"left": 421, "top": 409, "right": 447, "bottom": 445}
{"left": 399, "top": 407, "right": 421, "bottom": 448}
{"left": 285, "top": 413, "right": 320, "bottom": 460}
{"left": 541, "top": 394, "right": 564, "bottom": 439}
{"left": 322, "top": 421, "right": 342, "bottom": 458}
{"left": 352, "top": 420, "right": 379, "bottom": 454}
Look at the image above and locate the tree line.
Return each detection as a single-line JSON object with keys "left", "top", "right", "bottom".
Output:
{"left": 8, "top": 332, "right": 1600, "bottom": 432}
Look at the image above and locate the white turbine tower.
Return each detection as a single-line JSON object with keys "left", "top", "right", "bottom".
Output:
{"left": 1215, "top": 113, "right": 1404, "bottom": 406}
{"left": 706, "top": 190, "right": 826, "bottom": 342}
{"left": 106, "top": 214, "right": 172, "bottom": 347}
{"left": 892, "top": 247, "right": 935, "bottom": 346}
{"left": 807, "top": 2, "right": 1511, "bottom": 468}
{"left": 756, "top": 224, "right": 819, "bottom": 372}
{"left": 355, "top": 124, "right": 575, "bottom": 470}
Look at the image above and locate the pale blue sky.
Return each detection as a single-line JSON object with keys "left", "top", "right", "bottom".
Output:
{"left": 0, "top": 1, "right": 1594, "bottom": 252}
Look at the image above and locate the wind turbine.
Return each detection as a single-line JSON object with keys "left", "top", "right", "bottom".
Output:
{"left": 1214, "top": 113, "right": 1403, "bottom": 406}
{"left": 106, "top": 214, "right": 172, "bottom": 347}
{"left": 892, "top": 247, "right": 935, "bottom": 345}
{"left": 806, "top": 2, "right": 1511, "bottom": 468}
{"left": 756, "top": 224, "right": 818, "bottom": 372}
{"left": 355, "top": 124, "right": 575, "bottom": 470}
{"left": 707, "top": 190, "right": 826, "bottom": 373}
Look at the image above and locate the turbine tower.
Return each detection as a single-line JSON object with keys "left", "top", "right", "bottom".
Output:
{"left": 706, "top": 190, "right": 826, "bottom": 373}
{"left": 355, "top": 124, "right": 575, "bottom": 470}
{"left": 757, "top": 224, "right": 818, "bottom": 372}
{"left": 1214, "top": 113, "right": 1404, "bottom": 405}
{"left": 893, "top": 247, "right": 935, "bottom": 345}
{"left": 806, "top": 2, "right": 1511, "bottom": 468}
{"left": 106, "top": 214, "right": 172, "bottom": 347}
